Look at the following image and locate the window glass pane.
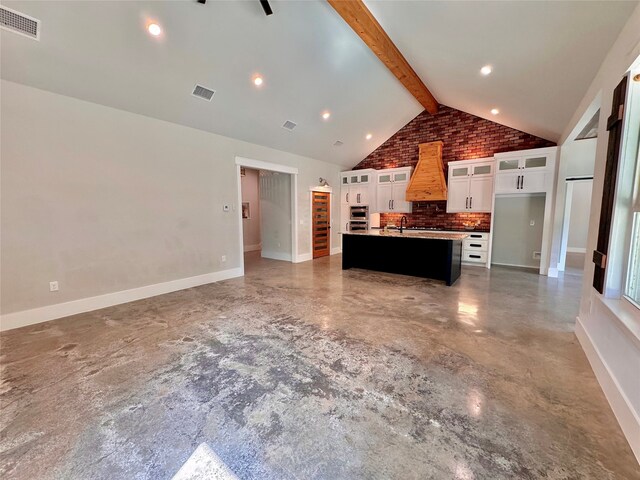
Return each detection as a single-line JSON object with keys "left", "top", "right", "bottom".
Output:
{"left": 499, "top": 159, "right": 519, "bottom": 170}
{"left": 394, "top": 173, "right": 407, "bottom": 182}
{"left": 342, "top": 177, "right": 348, "bottom": 184}
{"left": 350, "top": 176, "right": 359, "bottom": 183}
{"left": 473, "top": 165, "right": 491, "bottom": 175}
{"left": 625, "top": 212, "right": 640, "bottom": 306}
{"left": 452, "top": 167, "right": 468, "bottom": 177}
{"left": 525, "top": 157, "right": 547, "bottom": 168}
{"left": 360, "top": 174, "right": 369, "bottom": 183}
{"left": 379, "top": 174, "right": 391, "bottom": 183}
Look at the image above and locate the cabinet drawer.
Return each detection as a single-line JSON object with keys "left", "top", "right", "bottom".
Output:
{"left": 463, "top": 251, "right": 487, "bottom": 263}
{"left": 463, "top": 239, "right": 488, "bottom": 251}
{"left": 465, "top": 232, "right": 489, "bottom": 241}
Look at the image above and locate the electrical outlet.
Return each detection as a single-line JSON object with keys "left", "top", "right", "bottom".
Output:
{"left": 532, "top": 251, "right": 541, "bottom": 260}
{"left": 221, "top": 255, "right": 226, "bottom": 263}
{"left": 223, "top": 204, "right": 230, "bottom": 212}
{"left": 530, "top": 220, "right": 535, "bottom": 226}
{"left": 49, "top": 281, "right": 59, "bottom": 292}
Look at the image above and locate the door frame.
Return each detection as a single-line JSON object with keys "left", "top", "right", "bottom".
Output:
{"left": 235, "top": 156, "right": 298, "bottom": 275}
{"left": 558, "top": 177, "right": 594, "bottom": 271}
{"left": 309, "top": 186, "right": 332, "bottom": 258}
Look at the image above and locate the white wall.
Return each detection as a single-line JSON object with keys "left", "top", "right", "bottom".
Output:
{"left": 0, "top": 80, "right": 342, "bottom": 327}
{"left": 260, "top": 172, "right": 292, "bottom": 261}
{"left": 557, "top": 2, "right": 640, "bottom": 463}
{"left": 241, "top": 168, "right": 261, "bottom": 251}
{"left": 567, "top": 180, "right": 593, "bottom": 252}
{"left": 492, "top": 195, "right": 546, "bottom": 268}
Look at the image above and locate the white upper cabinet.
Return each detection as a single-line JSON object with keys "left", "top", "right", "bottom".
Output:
{"left": 340, "top": 169, "right": 376, "bottom": 206}
{"left": 375, "top": 167, "right": 413, "bottom": 213}
{"left": 446, "top": 158, "right": 494, "bottom": 213}
{"left": 494, "top": 149, "right": 555, "bottom": 195}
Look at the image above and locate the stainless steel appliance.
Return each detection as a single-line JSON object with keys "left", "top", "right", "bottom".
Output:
{"left": 349, "top": 206, "right": 369, "bottom": 231}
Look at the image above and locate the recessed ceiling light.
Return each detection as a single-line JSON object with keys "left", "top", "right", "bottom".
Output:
{"left": 322, "top": 111, "right": 331, "bottom": 120}
{"left": 480, "top": 65, "right": 492, "bottom": 76}
{"left": 366, "top": 133, "right": 373, "bottom": 140}
{"left": 490, "top": 108, "right": 499, "bottom": 115}
{"left": 147, "top": 23, "right": 162, "bottom": 36}
{"left": 253, "top": 75, "right": 263, "bottom": 87}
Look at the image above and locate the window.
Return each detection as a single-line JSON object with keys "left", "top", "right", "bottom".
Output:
{"left": 624, "top": 146, "right": 640, "bottom": 306}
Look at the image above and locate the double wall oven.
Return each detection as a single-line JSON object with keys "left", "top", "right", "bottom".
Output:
{"left": 349, "top": 206, "right": 369, "bottom": 231}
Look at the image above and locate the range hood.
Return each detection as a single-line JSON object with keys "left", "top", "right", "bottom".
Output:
{"left": 406, "top": 141, "right": 448, "bottom": 201}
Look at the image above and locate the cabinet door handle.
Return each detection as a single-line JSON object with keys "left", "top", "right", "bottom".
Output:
{"left": 520, "top": 175, "right": 524, "bottom": 189}
{"left": 346, "top": 192, "right": 349, "bottom": 202}
{"left": 470, "top": 197, "right": 473, "bottom": 209}
{"left": 465, "top": 197, "right": 469, "bottom": 209}
{"left": 346, "top": 223, "right": 349, "bottom": 231}
{"left": 389, "top": 199, "right": 392, "bottom": 210}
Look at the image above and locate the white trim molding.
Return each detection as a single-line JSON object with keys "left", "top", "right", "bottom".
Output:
{"left": 0, "top": 267, "right": 243, "bottom": 332}
{"left": 235, "top": 156, "right": 298, "bottom": 175}
{"left": 575, "top": 315, "right": 640, "bottom": 462}
{"left": 261, "top": 251, "right": 293, "bottom": 262}
{"left": 331, "top": 247, "right": 342, "bottom": 255}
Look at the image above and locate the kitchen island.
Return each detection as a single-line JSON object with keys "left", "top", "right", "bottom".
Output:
{"left": 341, "top": 230, "right": 467, "bottom": 286}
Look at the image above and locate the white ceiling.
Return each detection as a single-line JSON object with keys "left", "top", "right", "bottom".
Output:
{"left": 1, "top": 1, "right": 637, "bottom": 168}
{"left": 365, "top": 0, "right": 638, "bottom": 142}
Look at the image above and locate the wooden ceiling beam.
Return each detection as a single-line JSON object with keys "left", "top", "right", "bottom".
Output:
{"left": 327, "top": 0, "right": 438, "bottom": 114}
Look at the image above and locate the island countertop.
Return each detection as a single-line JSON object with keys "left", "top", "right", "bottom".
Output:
{"left": 341, "top": 230, "right": 468, "bottom": 241}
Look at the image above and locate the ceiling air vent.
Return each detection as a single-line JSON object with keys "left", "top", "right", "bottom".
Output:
{"left": 333, "top": 140, "right": 344, "bottom": 147}
{"left": 0, "top": 6, "right": 40, "bottom": 40}
{"left": 282, "top": 120, "right": 297, "bottom": 131}
{"left": 192, "top": 84, "right": 215, "bottom": 101}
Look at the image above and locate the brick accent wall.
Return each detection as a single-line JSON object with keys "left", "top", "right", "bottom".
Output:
{"left": 354, "top": 105, "right": 556, "bottom": 231}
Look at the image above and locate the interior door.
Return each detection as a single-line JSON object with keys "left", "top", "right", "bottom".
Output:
{"left": 312, "top": 191, "right": 330, "bottom": 258}
{"left": 468, "top": 176, "right": 493, "bottom": 211}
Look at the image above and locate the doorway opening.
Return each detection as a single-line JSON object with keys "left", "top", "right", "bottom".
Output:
{"left": 235, "top": 157, "right": 298, "bottom": 274}
{"left": 559, "top": 177, "right": 594, "bottom": 274}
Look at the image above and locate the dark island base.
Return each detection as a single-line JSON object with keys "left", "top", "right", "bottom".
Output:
{"left": 342, "top": 234, "right": 463, "bottom": 286}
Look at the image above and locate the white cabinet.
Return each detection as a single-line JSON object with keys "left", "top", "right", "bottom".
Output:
{"left": 494, "top": 153, "right": 551, "bottom": 194}
{"left": 446, "top": 158, "right": 494, "bottom": 213}
{"left": 375, "top": 167, "right": 413, "bottom": 213}
{"left": 462, "top": 232, "right": 490, "bottom": 264}
{"left": 340, "top": 169, "right": 376, "bottom": 206}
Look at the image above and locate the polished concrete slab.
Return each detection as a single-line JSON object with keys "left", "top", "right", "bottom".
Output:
{"left": 1, "top": 253, "right": 638, "bottom": 479}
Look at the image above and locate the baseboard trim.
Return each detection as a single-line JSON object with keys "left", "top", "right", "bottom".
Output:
{"left": 294, "top": 253, "right": 312, "bottom": 263}
{"left": 243, "top": 243, "right": 261, "bottom": 252}
{"left": 0, "top": 267, "right": 243, "bottom": 332}
{"left": 331, "top": 247, "right": 342, "bottom": 255}
{"left": 261, "top": 251, "right": 292, "bottom": 262}
{"left": 575, "top": 316, "right": 640, "bottom": 463}
{"left": 548, "top": 267, "right": 559, "bottom": 278}
{"left": 567, "top": 247, "right": 587, "bottom": 254}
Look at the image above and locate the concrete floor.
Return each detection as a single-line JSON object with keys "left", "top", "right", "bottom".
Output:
{"left": 1, "top": 253, "right": 638, "bottom": 479}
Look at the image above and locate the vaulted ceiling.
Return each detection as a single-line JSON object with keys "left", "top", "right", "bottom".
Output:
{"left": 1, "top": 1, "right": 637, "bottom": 168}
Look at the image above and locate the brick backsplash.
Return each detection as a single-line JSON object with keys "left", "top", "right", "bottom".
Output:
{"left": 353, "top": 105, "right": 555, "bottom": 230}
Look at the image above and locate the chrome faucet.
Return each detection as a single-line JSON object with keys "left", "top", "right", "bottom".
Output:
{"left": 400, "top": 216, "right": 408, "bottom": 234}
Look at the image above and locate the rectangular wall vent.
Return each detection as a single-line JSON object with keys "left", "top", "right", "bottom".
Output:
{"left": 192, "top": 84, "right": 215, "bottom": 101}
{"left": 0, "top": 6, "right": 40, "bottom": 40}
{"left": 282, "top": 120, "right": 297, "bottom": 131}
